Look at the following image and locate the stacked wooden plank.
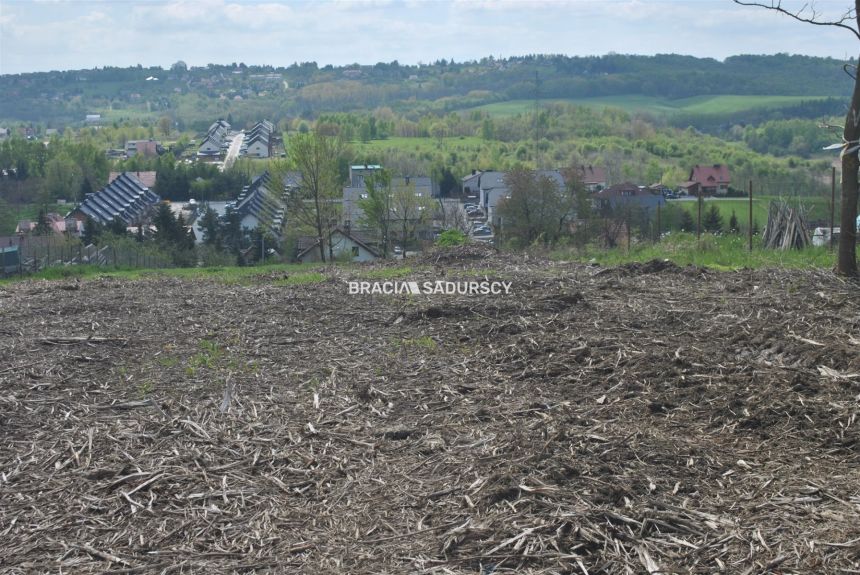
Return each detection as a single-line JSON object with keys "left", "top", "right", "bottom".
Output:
{"left": 762, "top": 200, "right": 810, "bottom": 250}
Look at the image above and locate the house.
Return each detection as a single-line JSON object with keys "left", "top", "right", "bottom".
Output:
{"left": 239, "top": 120, "right": 274, "bottom": 158}
{"left": 0, "top": 128, "right": 9, "bottom": 140}
{"left": 593, "top": 182, "right": 665, "bottom": 211}
{"left": 243, "top": 133, "right": 270, "bottom": 158}
{"left": 683, "top": 164, "right": 731, "bottom": 196}
{"left": 479, "top": 169, "right": 566, "bottom": 226}
{"left": 232, "top": 171, "right": 286, "bottom": 236}
{"left": 69, "top": 172, "right": 160, "bottom": 225}
{"left": 341, "top": 165, "right": 435, "bottom": 230}
{"left": 577, "top": 165, "right": 606, "bottom": 193}
{"left": 125, "top": 139, "right": 161, "bottom": 158}
{"left": 295, "top": 228, "right": 380, "bottom": 263}
{"left": 85, "top": 114, "right": 101, "bottom": 124}
{"left": 109, "top": 171, "right": 157, "bottom": 188}
{"left": 462, "top": 170, "right": 482, "bottom": 197}
{"left": 476, "top": 171, "right": 507, "bottom": 224}
{"left": 197, "top": 119, "right": 231, "bottom": 157}
{"left": 15, "top": 213, "right": 74, "bottom": 235}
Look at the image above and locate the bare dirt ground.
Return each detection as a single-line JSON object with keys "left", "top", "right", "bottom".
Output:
{"left": 1, "top": 248, "right": 860, "bottom": 574}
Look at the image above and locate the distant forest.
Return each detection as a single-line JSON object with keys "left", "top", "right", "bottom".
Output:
{"left": 0, "top": 53, "right": 853, "bottom": 129}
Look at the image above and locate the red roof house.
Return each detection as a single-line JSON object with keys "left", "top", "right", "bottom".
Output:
{"left": 686, "top": 164, "right": 730, "bottom": 196}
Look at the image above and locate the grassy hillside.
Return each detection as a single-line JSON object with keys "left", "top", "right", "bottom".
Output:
{"left": 467, "top": 95, "right": 835, "bottom": 118}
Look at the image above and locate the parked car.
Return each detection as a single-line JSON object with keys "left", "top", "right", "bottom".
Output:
{"left": 473, "top": 228, "right": 493, "bottom": 237}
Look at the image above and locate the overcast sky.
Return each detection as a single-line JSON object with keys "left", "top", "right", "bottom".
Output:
{"left": 0, "top": 0, "right": 857, "bottom": 75}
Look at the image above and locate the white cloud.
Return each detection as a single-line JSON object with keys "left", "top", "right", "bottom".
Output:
{"left": 0, "top": 0, "right": 857, "bottom": 74}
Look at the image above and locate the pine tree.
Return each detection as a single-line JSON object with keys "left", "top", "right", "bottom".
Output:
{"left": 678, "top": 209, "right": 695, "bottom": 232}
{"left": 728, "top": 210, "right": 739, "bottom": 234}
{"left": 108, "top": 216, "right": 127, "bottom": 236}
{"left": 33, "top": 208, "right": 52, "bottom": 236}
{"left": 199, "top": 207, "right": 221, "bottom": 247}
{"left": 703, "top": 205, "right": 723, "bottom": 233}
{"left": 82, "top": 216, "right": 101, "bottom": 245}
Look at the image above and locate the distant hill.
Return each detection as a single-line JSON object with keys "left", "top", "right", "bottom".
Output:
{"left": 0, "top": 53, "right": 852, "bottom": 128}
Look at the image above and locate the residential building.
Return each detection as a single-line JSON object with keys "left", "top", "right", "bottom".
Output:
{"left": 462, "top": 170, "right": 482, "bottom": 197}
{"left": 577, "top": 165, "right": 607, "bottom": 192}
{"left": 593, "top": 182, "right": 665, "bottom": 211}
{"left": 232, "top": 171, "right": 286, "bottom": 236}
{"left": 69, "top": 172, "right": 160, "bottom": 225}
{"left": 125, "top": 139, "right": 162, "bottom": 158}
{"left": 109, "top": 171, "right": 157, "bottom": 189}
{"left": 239, "top": 120, "right": 274, "bottom": 158}
{"left": 682, "top": 164, "right": 731, "bottom": 196}
{"left": 479, "top": 169, "right": 566, "bottom": 226}
{"left": 197, "top": 119, "right": 231, "bottom": 157}
{"left": 342, "top": 165, "right": 435, "bottom": 230}
{"left": 295, "top": 228, "right": 380, "bottom": 263}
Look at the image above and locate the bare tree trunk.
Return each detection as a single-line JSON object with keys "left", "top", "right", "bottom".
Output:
{"left": 839, "top": 59, "right": 860, "bottom": 275}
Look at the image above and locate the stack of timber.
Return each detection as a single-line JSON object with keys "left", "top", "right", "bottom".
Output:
{"left": 762, "top": 200, "right": 810, "bottom": 250}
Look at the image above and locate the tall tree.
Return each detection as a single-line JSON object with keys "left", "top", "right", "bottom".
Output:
{"left": 284, "top": 132, "right": 345, "bottom": 262}
{"left": 389, "top": 178, "right": 435, "bottom": 252}
{"left": 358, "top": 170, "right": 393, "bottom": 258}
{"left": 34, "top": 208, "right": 52, "bottom": 236}
{"left": 734, "top": 0, "right": 860, "bottom": 275}
{"left": 497, "top": 169, "right": 574, "bottom": 246}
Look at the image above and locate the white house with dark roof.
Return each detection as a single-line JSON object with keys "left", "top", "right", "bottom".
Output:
{"left": 295, "top": 228, "right": 380, "bottom": 263}
{"left": 197, "top": 119, "right": 231, "bottom": 157}
{"left": 232, "top": 171, "right": 285, "bottom": 236}
{"left": 239, "top": 120, "right": 274, "bottom": 158}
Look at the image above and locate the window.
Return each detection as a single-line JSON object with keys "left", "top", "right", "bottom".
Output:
{"left": 351, "top": 246, "right": 359, "bottom": 257}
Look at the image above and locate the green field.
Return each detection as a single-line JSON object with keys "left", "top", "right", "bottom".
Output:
{"left": 468, "top": 95, "right": 834, "bottom": 118}
{"left": 349, "top": 135, "right": 493, "bottom": 157}
{"left": 666, "top": 196, "right": 835, "bottom": 230}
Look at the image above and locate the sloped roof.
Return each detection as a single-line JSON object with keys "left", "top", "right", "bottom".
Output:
{"left": 594, "top": 182, "right": 649, "bottom": 198}
{"left": 109, "top": 171, "right": 157, "bottom": 188}
{"left": 578, "top": 165, "right": 606, "bottom": 185}
{"left": 233, "top": 171, "right": 285, "bottom": 235}
{"left": 690, "top": 164, "right": 730, "bottom": 186}
{"left": 77, "top": 172, "right": 160, "bottom": 225}
{"left": 295, "top": 228, "right": 381, "bottom": 260}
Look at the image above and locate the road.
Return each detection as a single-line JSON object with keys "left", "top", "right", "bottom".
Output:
{"left": 221, "top": 132, "right": 244, "bottom": 172}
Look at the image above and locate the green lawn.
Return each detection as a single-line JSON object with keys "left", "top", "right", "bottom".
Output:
{"left": 551, "top": 233, "right": 838, "bottom": 271}
{"left": 467, "top": 95, "right": 834, "bottom": 118}
{"left": 0, "top": 262, "right": 331, "bottom": 285}
{"left": 665, "top": 195, "right": 835, "bottom": 230}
